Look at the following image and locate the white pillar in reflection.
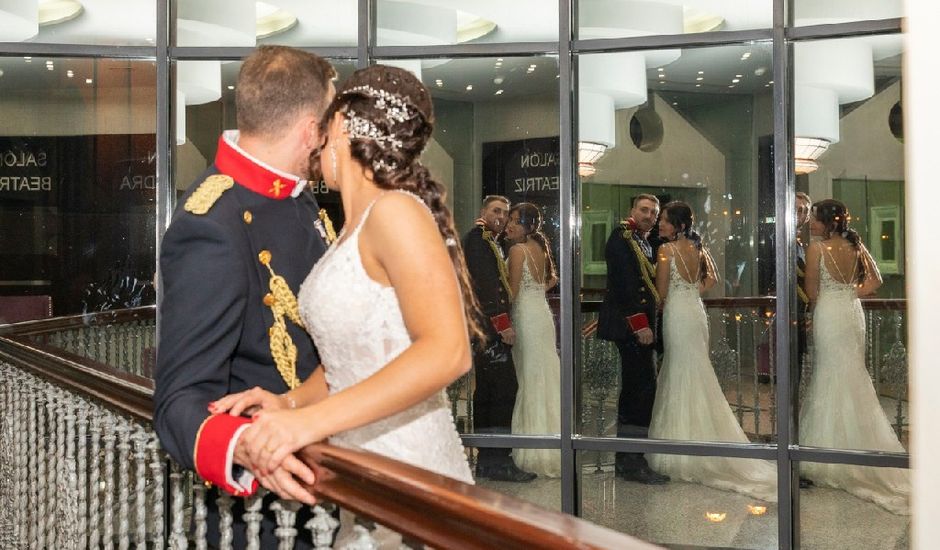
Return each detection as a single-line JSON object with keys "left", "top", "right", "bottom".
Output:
{"left": 906, "top": 0, "right": 940, "bottom": 544}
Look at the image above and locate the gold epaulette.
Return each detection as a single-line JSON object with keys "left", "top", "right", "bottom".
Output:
{"left": 184, "top": 174, "right": 234, "bottom": 215}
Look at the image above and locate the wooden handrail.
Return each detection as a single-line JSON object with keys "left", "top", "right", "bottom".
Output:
{"left": 300, "top": 444, "right": 657, "bottom": 550}
{"left": 0, "top": 312, "right": 657, "bottom": 549}
{"left": 0, "top": 305, "right": 155, "bottom": 336}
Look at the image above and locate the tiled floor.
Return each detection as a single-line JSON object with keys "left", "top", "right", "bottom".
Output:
{"left": 478, "top": 470, "right": 910, "bottom": 549}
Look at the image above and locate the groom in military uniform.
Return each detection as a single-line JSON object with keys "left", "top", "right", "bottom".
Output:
{"left": 598, "top": 194, "right": 670, "bottom": 485}
{"left": 154, "top": 46, "right": 336, "bottom": 546}
{"left": 463, "top": 195, "right": 537, "bottom": 482}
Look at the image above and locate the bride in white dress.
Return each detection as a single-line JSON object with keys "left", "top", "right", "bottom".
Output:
{"left": 212, "top": 66, "right": 479, "bottom": 499}
{"left": 503, "top": 202, "right": 562, "bottom": 477}
{"left": 800, "top": 199, "right": 910, "bottom": 515}
{"left": 647, "top": 201, "right": 777, "bottom": 502}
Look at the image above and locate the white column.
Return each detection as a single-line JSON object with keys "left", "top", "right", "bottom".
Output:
{"left": 906, "top": 1, "right": 940, "bottom": 547}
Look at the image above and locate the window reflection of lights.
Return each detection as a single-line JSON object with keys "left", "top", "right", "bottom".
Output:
{"left": 735, "top": 74, "right": 743, "bottom": 78}
{"left": 705, "top": 512, "right": 727, "bottom": 522}
{"left": 695, "top": 84, "right": 701, "bottom": 87}
{"left": 465, "top": 84, "right": 473, "bottom": 91}
{"left": 696, "top": 77, "right": 703, "bottom": 81}
{"left": 732, "top": 79, "right": 740, "bottom": 83}
{"left": 578, "top": 141, "right": 607, "bottom": 177}
{"left": 227, "top": 85, "right": 235, "bottom": 90}
{"left": 435, "top": 79, "right": 443, "bottom": 87}
{"left": 66, "top": 70, "right": 74, "bottom": 78}
{"left": 495, "top": 89, "right": 504, "bottom": 95}
{"left": 85, "top": 78, "right": 93, "bottom": 84}
{"left": 698, "top": 71, "right": 704, "bottom": 74}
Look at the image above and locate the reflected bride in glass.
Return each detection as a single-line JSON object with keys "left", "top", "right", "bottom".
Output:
{"left": 503, "top": 202, "right": 562, "bottom": 477}
{"left": 800, "top": 199, "right": 910, "bottom": 515}
{"left": 647, "top": 201, "right": 777, "bottom": 501}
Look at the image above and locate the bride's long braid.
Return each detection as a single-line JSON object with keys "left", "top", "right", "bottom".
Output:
{"left": 812, "top": 199, "right": 866, "bottom": 284}
{"left": 319, "top": 65, "right": 484, "bottom": 342}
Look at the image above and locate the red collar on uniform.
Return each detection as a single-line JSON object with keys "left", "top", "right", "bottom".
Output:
{"left": 214, "top": 132, "right": 300, "bottom": 200}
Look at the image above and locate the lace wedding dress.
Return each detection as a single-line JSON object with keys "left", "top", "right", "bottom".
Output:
{"left": 297, "top": 191, "right": 473, "bottom": 484}
{"left": 509, "top": 245, "right": 562, "bottom": 477}
{"left": 648, "top": 245, "right": 777, "bottom": 501}
{"left": 799, "top": 243, "right": 910, "bottom": 515}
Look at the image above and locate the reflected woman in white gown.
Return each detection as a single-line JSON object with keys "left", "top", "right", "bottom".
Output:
{"left": 647, "top": 201, "right": 777, "bottom": 502}
{"left": 503, "top": 202, "right": 562, "bottom": 477}
{"left": 800, "top": 199, "right": 910, "bottom": 515}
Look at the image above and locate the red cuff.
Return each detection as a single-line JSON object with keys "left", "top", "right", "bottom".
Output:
{"left": 194, "top": 414, "right": 259, "bottom": 497}
{"left": 490, "top": 313, "right": 512, "bottom": 333}
{"left": 626, "top": 313, "right": 650, "bottom": 333}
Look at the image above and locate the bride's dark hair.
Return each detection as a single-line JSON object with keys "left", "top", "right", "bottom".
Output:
{"left": 660, "top": 201, "right": 710, "bottom": 281}
{"left": 312, "top": 64, "right": 483, "bottom": 342}
{"left": 812, "top": 199, "right": 866, "bottom": 283}
{"left": 510, "top": 202, "right": 557, "bottom": 282}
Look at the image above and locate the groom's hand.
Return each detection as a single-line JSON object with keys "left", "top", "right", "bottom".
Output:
{"left": 635, "top": 327, "right": 654, "bottom": 346}
{"left": 499, "top": 327, "right": 516, "bottom": 346}
{"left": 234, "top": 437, "right": 317, "bottom": 504}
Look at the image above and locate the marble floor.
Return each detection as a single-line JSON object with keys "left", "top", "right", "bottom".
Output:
{"left": 478, "top": 469, "right": 910, "bottom": 549}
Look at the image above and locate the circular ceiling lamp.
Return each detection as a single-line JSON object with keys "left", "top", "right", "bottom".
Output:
{"left": 793, "top": 137, "right": 830, "bottom": 175}
{"left": 256, "top": 2, "right": 297, "bottom": 40}
{"left": 39, "top": 0, "right": 83, "bottom": 27}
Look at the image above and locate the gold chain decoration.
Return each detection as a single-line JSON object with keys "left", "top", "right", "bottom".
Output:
{"left": 482, "top": 229, "right": 512, "bottom": 297}
{"left": 259, "top": 250, "right": 305, "bottom": 390}
{"left": 796, "top": 264, "right": 810, "bottom": 304}
{"left": 318, "top": 208, "right": 337, "bottom": 244}
{"left": 621, "top": 224, "right": 661, "bottom": 305}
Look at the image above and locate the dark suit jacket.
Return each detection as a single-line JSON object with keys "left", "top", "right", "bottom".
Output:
{"left": 597, "top": 224, "right": 657, "bottom": 343}
{"left": 462, "top": 225, "right": 511, "bottom": 336}
{"left": 153, "top": 166, "right": 327, "bottom": 471}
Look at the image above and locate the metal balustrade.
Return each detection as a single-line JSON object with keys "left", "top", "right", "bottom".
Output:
{"left": 0, "top": 310, "right": 651, "bottom": 549}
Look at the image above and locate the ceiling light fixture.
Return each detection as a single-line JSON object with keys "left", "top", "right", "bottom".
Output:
{"left": 465, "top": 84, "right": 472, "bottom": 90}
{"left": 85, "top": 78, "right": 92, "bottom": 84}
{"left": 495, "top": 89, "right": 504, "bottom": 95}
{"left": 578, "top": 141, "right": 607, "bottom": 178}
{"left": 794, "top": 137, "right": 830, "bottom": 175}
{"left": 256, "top": 2, "right": 298, "bottom": 39}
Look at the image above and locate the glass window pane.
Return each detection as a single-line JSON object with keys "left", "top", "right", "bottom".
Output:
{"left": 578, "top": 0, "right": 771, "bottom": 39}
{"left": 792, "top": 0, "right": 902, "bottom": 27}
{"left": 0, "top": 57, "right": 157, "bottom": 319}
{"left": 794, "top": 35, "right": 909, "bottom": 454}
{"left": 376, "top": 0, "right": 558, "bottom": 46}
{"left": 578, "top": 43, "right": 778, "bottom": 449}
{"left": 471, "top": 446, "right": 561, "bottom": 509}
{"left": 175, "top": 0, "right": 356, "bottom": 47}
{"left": 800, "top": 461, "right": 910, "bottom": 546}
{"left": 379, "top": 56, "right": 562, "bottom": 439}
{"left": 580, "top": 451, "right": 778, "bottom": 548}
{"left": 5, "top": 0, "right": 156, "bottom": 46}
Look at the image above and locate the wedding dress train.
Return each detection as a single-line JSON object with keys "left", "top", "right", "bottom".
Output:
{"left": 510, "top": 246, "right": 562, "bottom": 477}
{"left": 799, "top": 244, "right": 910, "bottom": 515}
{"left": 648, "top": 247, "right": 777, "bottom": 501}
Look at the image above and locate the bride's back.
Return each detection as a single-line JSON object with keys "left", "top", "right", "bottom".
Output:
{"left": 669, "top": 241, "right": 702, "bottom": 284}
{"left": 818, "top": 238, "right": 860, "bottom": 284}
{"left": 518, "top": 241, "right": 549, "bottom": 285}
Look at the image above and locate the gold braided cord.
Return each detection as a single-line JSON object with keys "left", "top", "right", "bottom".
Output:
{"left": 796, "top": 264, "right": 810, "bottom": 304}
{"left": 621, "top": 227, "right": 661, "bottom": 305}
{"left": 319, "top": 209, "right": 337, "bottom": 244}
{"left": 482, "top": 229, "right": 512, "bottom": 298}
{"left": 261, "top": 260, "right": 305, "bottom": 389}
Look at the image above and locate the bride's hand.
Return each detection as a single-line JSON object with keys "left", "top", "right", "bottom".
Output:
{"left": 209, "top": 386, "right": 289, "bottom": 417}
{"left": 240, "top": 408, "right": 320, "bottom": 477}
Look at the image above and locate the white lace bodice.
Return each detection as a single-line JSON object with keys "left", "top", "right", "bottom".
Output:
{"left": 817, "top": 244, "right": 858, "bottom": 300}
{"left": 297, "top": 191, "right": 472, "bottom": 483}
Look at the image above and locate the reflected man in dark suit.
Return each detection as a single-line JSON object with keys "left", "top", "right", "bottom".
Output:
{"left": 597, "top": 194, "right": 670, "bottom": 484}
{"left": 463, "top": 195, "right": 537, "bottom": 482}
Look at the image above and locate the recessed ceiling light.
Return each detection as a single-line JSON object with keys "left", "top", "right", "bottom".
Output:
{"left": 728, "top": 85, "right": 735, "bottom": 88}
{"left": 493, "top": 76, "right": 504, "bottom": 85}
{"left": 497, "top": 58, "right": 503, "bottom": 62}
{"left": 85, "top": 78, "right": 93, "bottom": 84}
{"left": 769, "top": 80, "right": 774, "bottom": 84}
{"left": 698, "top": 71, "right": 704, "bottom": 74}
{"left": 732, "top": 78, "right": 740, "bottom": 83}
{"left": 696, "top": 77, "right": 703, "bottom": 81}
{"left": 466, "top": 84, "right": 473, "bottom": 91}
{"left": 227, "top": 85, "right": 235, "bottom": 90}
{"left": 24, "top": 57, "right": 32, "bottom": 62}
{"left": 435, "top": 79, "right": 443, "bottom": 87}
{"left": 695, "top": 84, "right": 701, "bottom": 87}
{"left": 672, "top": 102, "right": 677, "bottom": 106}
{"left": 66, "top": 70, "right": 74, "bottom": 78}
{"left": 657, "top": 67, "right": 664, "bottom": 71}
{"left": 47, "top": 65, "right": 54, "bottom": 71}
{"left": 742, "top": 52, "right": 751, "bottom": 59}
{"left": 735, "top": 74, "right": 743, "bottom": 78}
{"left": 495, "top": 89, "right": 504, "bottom": 95}
{"left": 0, "top": 69, "right": 4, "bottom": 78}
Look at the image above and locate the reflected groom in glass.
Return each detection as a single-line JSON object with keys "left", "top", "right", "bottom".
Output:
{"left": 597, "top": 194, "right": 670, "bottom": 484}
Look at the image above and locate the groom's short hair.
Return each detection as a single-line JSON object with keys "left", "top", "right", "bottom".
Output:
{"left": 482, "top": 195, "right": 510, "bottom": 208}
{"left": 236, "top": 46, "right": 336, "bottom": 137}
{"left": 632, "top": 193, "right": 660, "bottom": 207}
